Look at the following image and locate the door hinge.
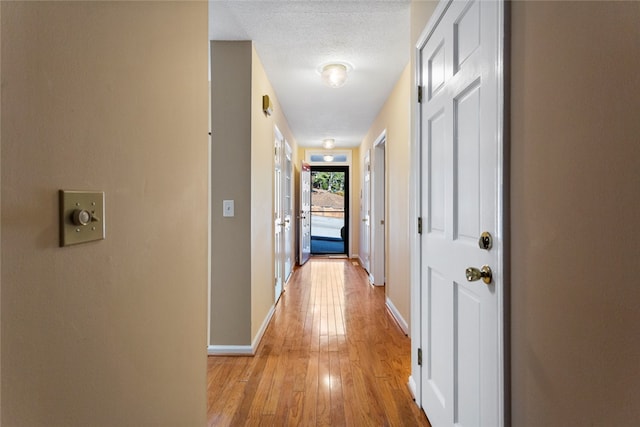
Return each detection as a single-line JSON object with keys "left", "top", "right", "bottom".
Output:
{"left": 418, "top": 217, "right": 423, "bottom": 234}
{"left": 418, "top": 348, "right": 423, "bottom": 366}
{"left": 418, "top": 85, "right": 423, "bottom": 103}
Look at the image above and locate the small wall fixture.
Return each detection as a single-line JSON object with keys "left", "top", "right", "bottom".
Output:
{"left": 262, "top": 95, "right": 273, "bottom": 116}
{"left": 321, "top": 63, "right": 350, "bottom": 88}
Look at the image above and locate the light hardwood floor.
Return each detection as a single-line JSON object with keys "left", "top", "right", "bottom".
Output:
{"left": 207, "top": 258, "right": 431, "bottom": 426}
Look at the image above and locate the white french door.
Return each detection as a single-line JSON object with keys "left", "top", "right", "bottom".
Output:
{"left": 360, "top": 150, "right": 371, "bottom": 272}
{"left": 299, "top": 162, "right": 311, "bottom": 265}
{"left": 418, "top": 0, "right": 505, "bottom": 426}
{"left": 283, "top": 141, "right": 293, "bottom": 282}
{"left": 274, "top": 127, "right": 285, "bottom": 303}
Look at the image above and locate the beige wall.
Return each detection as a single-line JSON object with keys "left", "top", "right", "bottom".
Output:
{"left": 410, "top": 0, "right": 438, "bottom": 48}
{"left": 250, "top": 45, "right": 298, "bottom": 340}
{"left": 510, "top": 1, "right": 640, "bottom": 425}
{"left": 0, "top": 3, "right": 3, "bottom": 419}
{"left": 210, "top": 41, "right": 253, "bottom": 345}
{"left": 358, "top": 64, "right": 412, "bottom": 330}
{"left": 1, "top": 2, "right": 208, "bottom": 425}
{"left": 210, "top": 41, "right": 297, "bottom": 347}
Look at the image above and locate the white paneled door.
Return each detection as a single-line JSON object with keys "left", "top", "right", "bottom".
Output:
{"left": 418, "top": 0, "right": 504, "bottom": 426}
{"left": 283, "top": 141, "right": 293, "bottom": 282}
{"left": 274, "top": 127, "right": 285, "bottom": 303}
{"left": 360, "top": 150, "right": 371, "bottom": 273}
{"left": 299, "top": 162, "right": 311, "bottom": 265}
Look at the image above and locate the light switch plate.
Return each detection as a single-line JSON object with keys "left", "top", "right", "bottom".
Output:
{"left": 59, "top": 190, "right": 105, "bottom": 247}
{"left": 223, "top": 200, "right": 234, "bottom": 217}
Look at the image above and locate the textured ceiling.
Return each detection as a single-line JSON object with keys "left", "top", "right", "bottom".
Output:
{"left": 209, "top": 0, "right": 411, "bottom": 148}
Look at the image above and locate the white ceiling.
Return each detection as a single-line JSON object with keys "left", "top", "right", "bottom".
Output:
{"left": 209, "top": 0, "right": 411, "bottom": 148}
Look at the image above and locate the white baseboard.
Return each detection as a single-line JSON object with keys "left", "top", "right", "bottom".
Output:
{"left": 408, "top": 375, "right": 418, "bottom": 401}
{"left": 207, "top": 345, "right": 253, "bottom": 356}
{"left": 252, "top": 304, "right": 275, "bottom": 354}
{"left": 386, "top": 297, "right": 409, "bottom": 335}
{"left": 357, "top": 256, "right": 369, "bottom": 272}
{"left": 207, "top": 304, "right": 276, "bottom": 356}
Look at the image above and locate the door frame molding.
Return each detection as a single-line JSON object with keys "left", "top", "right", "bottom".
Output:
{"left": 371, "top": 130, "right": 386, "bottom": 286}
{"left": 408, "top": 0, "right": 509, "bottom": 423}
{"left": 309, "top": 165, "right": 350, "bottom": 256}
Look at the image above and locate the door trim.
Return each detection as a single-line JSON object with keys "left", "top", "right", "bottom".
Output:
{"left": 309, "top": 165, "right": 349, "bottom": 256}
{"left": 409, "top": 0, "right": 508, "bottom": 423}
{"left": 371, "top": 131, "right": 386, "bottom": 286}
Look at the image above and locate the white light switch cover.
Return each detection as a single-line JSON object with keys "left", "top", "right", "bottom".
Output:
{"left": 223, "top": 200, "right": 234, "bottom": 217}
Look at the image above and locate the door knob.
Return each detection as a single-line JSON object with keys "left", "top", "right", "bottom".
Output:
{"left": 465, "top": 265, "right": 492, "bottom": 284}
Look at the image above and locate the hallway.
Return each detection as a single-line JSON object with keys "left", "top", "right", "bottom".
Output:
{"left": 206, "top": 259, "right": 430, "bottom": 426}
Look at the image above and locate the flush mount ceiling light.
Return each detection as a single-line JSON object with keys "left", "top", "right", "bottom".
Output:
{"left": 322, "top": 138, "right": 336, "bottom": 149}
{"left": 323, "top": 154, "right": 335, "bottom": 162}
{"left": 320, "top": 63, "right": 352, "bottom": 88}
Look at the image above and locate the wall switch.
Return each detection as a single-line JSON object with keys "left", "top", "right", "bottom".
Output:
{"left": 223, "top": 200, "right": 234, "bottom": 217}
{"left": 59, "top": 190, "right": 106, "bottom": 247}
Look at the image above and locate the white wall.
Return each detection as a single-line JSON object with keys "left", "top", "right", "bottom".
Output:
{"left": 1, "top": 2, "right": 209, "bottom": 425}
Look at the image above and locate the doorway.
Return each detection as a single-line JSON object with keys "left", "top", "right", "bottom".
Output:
{"left": 371, "top": 133, "right": 386, "bottom": 286}
{"left": 310, "top": 166, "right": 349, "bottom": 256}
{"left": 360, "top": 151, "right": 371, "bottom": 271}
{"left": 274, "top": 127, "right": 293, "bottom": 303}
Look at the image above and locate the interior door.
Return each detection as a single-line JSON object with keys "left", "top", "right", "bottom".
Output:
{"left": 283, "top": 141, "right": 293, "bottom": 281}
{"left": 371, "top": 139, "right": 386, "bottom": 286}
{"left": 360, "top": 150, "right": 371, "bottom": 272}
{"left": 299, "top": 162, "right": 311, "bottom": 265}
{"left": 419, "top": 0, "right": 504, "bottom": 426}
{"left": 274, "top": 127, "right": 284, "bottom": 303}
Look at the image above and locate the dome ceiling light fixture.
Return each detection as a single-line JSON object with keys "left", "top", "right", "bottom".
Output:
{"left": 323, "top": 154, "right": 335, "bottom": 162}
{"left": 322, "top": 138, "right": 336, "bottom": 149}
{"left": 319, "top": 62, "right": 352, "bottom": 88}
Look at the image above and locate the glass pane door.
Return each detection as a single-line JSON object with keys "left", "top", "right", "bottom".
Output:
{"left": 310, "top": 169, "right": 347, "bottom": 255}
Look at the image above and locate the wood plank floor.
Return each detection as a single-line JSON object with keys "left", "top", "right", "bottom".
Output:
{"left": 207, "top": 259, "right": 431, "bottom": 427}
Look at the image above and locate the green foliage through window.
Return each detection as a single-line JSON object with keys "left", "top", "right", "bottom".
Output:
{"left": 311, "top": 172, "right": 345, "bottom": 193}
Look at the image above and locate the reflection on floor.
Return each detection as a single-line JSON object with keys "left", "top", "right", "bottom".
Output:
{"left": 206, "top": 259, "right": 431, "bottom": 426}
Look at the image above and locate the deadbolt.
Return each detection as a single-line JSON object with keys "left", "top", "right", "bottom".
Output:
{"left": 479, "top": 231, "right": 493, "bottom": 250}
{"left": 465, "top": 265, "right": 493, "bottom": 285}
